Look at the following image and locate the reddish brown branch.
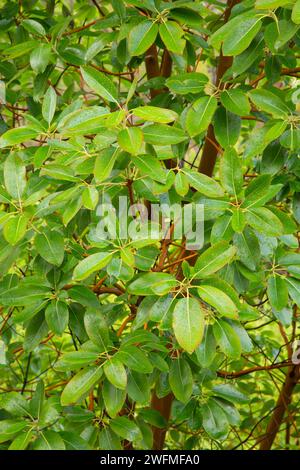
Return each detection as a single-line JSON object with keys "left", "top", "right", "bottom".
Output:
{"left": 217, "top": 361, "right": 294, "bottom": 379}
{"left": 258, "top": 364, "right": 300, "bottom": 449}
{"left": 198, "top": 0, "right": 240, "bottom": 177}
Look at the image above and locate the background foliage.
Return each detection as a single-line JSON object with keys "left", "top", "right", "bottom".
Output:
{"left": 0, "top": 0, "right": 300, "bottom": 451}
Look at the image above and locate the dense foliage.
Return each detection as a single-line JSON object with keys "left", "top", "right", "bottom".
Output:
{"left": 0, "top": 0, "right": 300, "bottom": 451}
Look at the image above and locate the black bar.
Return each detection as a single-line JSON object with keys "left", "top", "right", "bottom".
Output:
{"left": 0, "top": 450, "right": 298, "bottom": 467}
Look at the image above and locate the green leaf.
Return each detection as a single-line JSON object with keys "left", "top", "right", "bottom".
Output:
{"left": 58, "top": 107, "right": 109, "bottom": 135}
{"left": 103, "top": 380, "right": 126, "bottom": 417}
{"left": 132, "top": 106, "right": 178, "bottom": 123}
{"left": 214, "top": 107, "right": 241, "bottom": 148}
{"left": 220, "top": 89, "right": 251, "bottom": 116}
{"left": 99, "top": 427, "right": 122, "bottom": 450}
{"left": 212, "top": 384, "right": 248, "bottom": 404}
{"left": 231, "top": 36, "right": 264, "bottom": 76}
{"left": 128, "top": 21, "right": 158, "bottom": 56}
{"left": 30, "top": 44, "right": 51, "bottom": 73}
{"left": 222, "top": 18, "right": 262, "bottom": 56}
{"left": 61, "top": 432, "right": 91, "bottom": 450}
{"left": 34, "top": 229, "right": 64, "bottom": 266}
{"left": 94, "top": 148, "right": 118, "bottom": 182}
{"left": 128, "top": 273, "right": 177, "bottom": 296}
{"left": 196, "top": 326, "right": 216, "bottom": 367}
{"left": 197, "top": 285, "right": 238, "bottom": 318}
{"left": 33, "top": 431, "right": 65, "bottom": 450}
{"left": 55, "top": 351, "right": 99, "bottom": 371}
{"left": 249, "top": 89, "right": 289, "bottom": 118}
{"left": 143, "top": 124, "right": 187, "bottom": 145}
{"left": 169, "top": 358, "right": 193, "bottom": 403}
{"left": 183, "top": 169, "right": 224, "bottom": 198}
{"left": 4, "top": 40, "right": 38, "bottom": 59}
{"left": 185, "top": 96, "right": 217, "bottom": 137}
{"left": 256, "top": 0, "right": 292, "bottom": 8}
{"left": 4, "top": 153, "right": 26, "bottom": 200}
{"left": 127, "top": 370, "right": 151, "bottom": 404}
{"left": 80, "top": 66, "right": 118, "bottom": 103}
{"left": 220, "top": 147, "right": 243, "bottom": 197}
{"left": 62, "top": 197, "right": 82, "bottom": 226}
{"left": 285, "top": 277, "right": 300, "bottom": 308}
{"left": 131, "top": 154, "right": 166, "bottom": 183}
{"left": 242, "top": 174, "right": 272, "bottom": 208}
{"left": 166, "top": 72, "right": 208, "bottom": 95}
{"left": 73, "top": 252, "right": 113, "bottom": 281}
{"left": 24, "top": 313, "right": 48, "bottom": 352}
{"left": 292, "top": 0, "right": 300, "bottom": 24}
{"left": 118, "top": 127, "right": 143, "bottom": 154}
{"left": 42, "top": 86, "right": 57, "bottom": 125}
{"left": 110, "top": 417, "right": 142, "bottom": 441}
{"left": 213, "top": 319, "right": 242, "bottom": 359}
{"left": 61, "top": 366, "right": 103, "bottom": 406}
{"left": 41, "top": 164, "right": 79, "bottom": 182}
{"left": 231, "top": 208, "right": 246, "bottom": 233}
{"left": 0, "top": 285, "right": 51, "bottom": 307}
{"left": 159, "top": 21, "right": 185, "bottom": 54}
{"left": 82, "top": 186, "right": 99, "bottom": 210}
{"left": 0, "top": 127, "right": 39, "bottom": 148}
{"left": 172, "top": 297, "right": 205, "bottom": 354}
{"left": 45, "top": 300, "right": 69, "bottom": 335}
{"left": 211, "top": 214, "right": 234, "bottom": 244}
{"left": 84, "top": 308, "right": 110, "bottom": 350}
{"left": 104, "top": 358, "right": 127, "bottom": 390}
{"left": 261, "top": 142, "right": 285, "bottom": 175}
{"left": 0, "top": 420, "right": 27, "bottom": 444}
{"left": 3, "top": 214, "right": 28, "bottom": 245}
{"left": 116, "top": 345, "right": 153, "bottom": 374}
{"left": 267, "top": 275, "right": 288, "bottom": 311}
{"left": 8, "top": 430, "right": 33, "bottom": 450}
{"left": 233, "top": 227, "right": 260, "bottom": 271}
{"left": 194, "top": 241, "right": 236, "bottom": 278}
{"left": 246, "top": 207, "right": 283, "bottom": 236}
{"left": 22, "top": 18, "right": 46, "bottom": 36}
{"left": 202, "top": 399, "right": 229, "bottom": 440}
{"left": 175, "top": 171, "right": 189, "bottom": 196}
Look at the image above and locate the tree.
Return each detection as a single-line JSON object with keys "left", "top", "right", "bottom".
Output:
{"left": 0, "top": 0, "right": 299, "bottom": 451}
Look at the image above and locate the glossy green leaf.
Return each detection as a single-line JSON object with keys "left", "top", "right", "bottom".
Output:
{"left": 118, "top": 127, "right": 143, "bottom": 155}
{"left": 132, "top": 106, "right": 178, "bottom": 123}
{"left": 84, "top": 308, "right": 110, "bottom": 350}
{"left": 220, "top": 147, "right": 243, "bottom": 197}
{"left": 128, "top": 273, "right": 177, "bottom": 296}
{"left": 159, "top": 21, "right": 185, "bottom": 54}
{"left": 81, "top": 66, "right": 118, "bottom": 103}
{"left": 34, "top": 229, "right": 64, "bottom": 266}
{"left": 104, "top": 358, "right": 127, "bottom": 390}
{"left": 45, "top": 300, "right": 69, "bottom": 335}
{"left": 185, "top": 96, "right": 217, "bottom": 137}
{"left": 73, "top": 252, "right": 113, "bottom": 281}
{"left": 213, "top": 319, "right": 242, "bottom": 359}
{"left": 42, "top": 86, "right": 56, "bottom": 125}
{"left": 129, "top": 21, "right": 158, "bottom": 56}
{"left": 197, "top": 285, "right": 238, "bottom": 318}
{"left": 220, "top": 89, "right": 251, "bottom": 116}
{"left": 143, "top": 124, "right": 187, "bottom": 145}
{"left": 169, "top": 358, "right": 193, "bottom": 403}
{"left": 172, "top": 297, "right": 205, "bottom": 354}
{"left": 61, "top": 366, "right": 103, "bottom": 406}
{"left": 183, "top": 169, "right": 224, "bottom": 198}
{"left": 194, "top": 241, "right": 236, "bottom": 278}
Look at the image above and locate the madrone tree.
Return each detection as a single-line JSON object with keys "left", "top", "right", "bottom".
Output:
{"left": 0, "top": 0, "right": 300, "bottom": 451}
